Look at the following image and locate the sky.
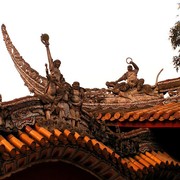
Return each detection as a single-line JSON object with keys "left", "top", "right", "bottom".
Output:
{"left": 0, "top": 0, "right": 179, "bottom": 101}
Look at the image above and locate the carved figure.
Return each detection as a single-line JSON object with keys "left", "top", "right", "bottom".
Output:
{"left": 41, "top": 34, "right": 66, "bottom": 101}
{"left": 41, "top": 34, "right": 65, "bottom": 83}
{"left": 69, "top": 81, "right": 84, "bottom": 127}
{"left": 115, "top": 58, "right": 144, "bottom": 91}
{"left": 52, "top": 59, "right": 65, "bottom": 83}
{"left": 70, "top": 81, "right": 84, "bottom": 106}
{"left": 106, "top": 58, "right": 146, "bottom": 97}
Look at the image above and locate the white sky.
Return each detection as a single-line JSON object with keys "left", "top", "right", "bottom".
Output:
{"left": 0, "top": 0, "right": 179, "bottom": 101}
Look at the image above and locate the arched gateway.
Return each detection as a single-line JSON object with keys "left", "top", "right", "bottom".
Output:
{"left": 0, "top": 24, "right": 179, "bottom": 180}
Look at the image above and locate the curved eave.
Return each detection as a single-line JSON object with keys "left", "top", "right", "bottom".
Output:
{"left": 0, "top": 124, "right": 179, "bottom": 180}
{"left": 95, "top": 101, "right": 180, "bottom": 128}
{"left": 0, "top": 124, "right": 123, "bottom": 180}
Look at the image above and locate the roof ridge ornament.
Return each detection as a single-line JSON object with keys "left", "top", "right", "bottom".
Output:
{"left": 1, "top": 24, "right": 48, "bottom": 96}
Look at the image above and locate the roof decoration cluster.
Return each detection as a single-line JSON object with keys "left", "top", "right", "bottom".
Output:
{"left": 0, "top": 123, "right": 179, "bottom": 180}
{"left": 0, "top": 24, "right": 179, "bottom": 179}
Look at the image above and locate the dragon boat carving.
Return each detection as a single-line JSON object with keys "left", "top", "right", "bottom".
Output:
{"left": 0, "top": 24, "right": 179, "bottom": 179}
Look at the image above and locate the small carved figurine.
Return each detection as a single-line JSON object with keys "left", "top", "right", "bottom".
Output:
{"left": 106, "top": 58, "right": 145, "bottom": 95}
{"left": 115, "top": 58, "right": 144, "bottom": 91}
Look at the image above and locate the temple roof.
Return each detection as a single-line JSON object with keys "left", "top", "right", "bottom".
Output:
{"left": 95, "top": 101, "right": 180, "bottom": 128}
{"left": 0, "top": 24, "right": 180, "bottom": 179}
{"left": 0, "top": 124, "right": 179, "bottom": 180}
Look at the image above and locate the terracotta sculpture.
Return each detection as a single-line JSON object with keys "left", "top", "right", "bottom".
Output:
{"left": 106, "top": 58, "right": 144, "bottom": 93}
{"left": 115, "top": 58, "right": 144, "bottom": 91}
{"left": 0, "top": 24, "right": 180, "bottom": 180}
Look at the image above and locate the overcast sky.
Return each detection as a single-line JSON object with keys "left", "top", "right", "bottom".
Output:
{"left": 0, "top": 0, "right": 179, "bottom": 101}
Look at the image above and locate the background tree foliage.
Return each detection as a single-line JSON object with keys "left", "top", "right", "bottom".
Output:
{"left": 169, "top": 4, "right": 180, "bottom": 72}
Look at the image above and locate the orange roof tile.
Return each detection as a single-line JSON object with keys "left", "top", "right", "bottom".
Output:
{"left": 7, "top": 134, "right": 27, "bottom": 153}
{"left": 35, "top": 123, "right": 55, "bottom": 142}
{"left": 134, "top": 155, "right": 151, "bottom": 168}
{"left": 25, "top": 125, "right": 46, "bottom": 146}
{"left": 0, "top": 135, "right": 16, "bottom": 157}
{"left": 0, "top": 123, "right": 179, "bottom": 180}
{"left": 96, "top": 102, "right": 180, "bottom": 128}
{"left": 18, "top": 130, "right": 36, "bottom": 150}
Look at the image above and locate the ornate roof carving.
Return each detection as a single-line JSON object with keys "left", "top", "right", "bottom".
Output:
{"left": 0, "top": 24, "right": 180, "bottom": 179}
{"left": 1, "top": 25, "right": 48, "bottom": 97}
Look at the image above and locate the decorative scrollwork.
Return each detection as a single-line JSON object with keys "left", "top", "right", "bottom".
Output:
{"left": 1, "top": 24, "right": 47, "bottom": 96}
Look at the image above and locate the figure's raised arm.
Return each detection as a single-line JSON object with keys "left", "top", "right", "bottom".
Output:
{"left": 41, "top": 34, "right": 54, "bottom": 74}
{"left": 130, "top": 61, "right": 139, "bottom": 71}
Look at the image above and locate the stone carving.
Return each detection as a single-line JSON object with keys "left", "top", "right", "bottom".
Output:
{"left": 1, "top": 24, "right": 178, "bottom": 159}
{"left": 41, "top": 33, "right": 67, "bottom": 103}
{"left": 106, "top": 58, "right": 162, "bottom": 101}
{"left": 40, "top": 33, "right": 89, "bottom": 130}
{"left": 0, "top": 96, "right": 17, "bottom": 133}
{"left": 106, "top": 58, "right": 143, "bottom": 91}
{"left": 1, "top": 24, "right": 48, "bottom": 96}
{"left": 115, "top": 57, "right": 144, "bottom": 91}
{"left": 69, "top": 81, "right": 84, "bottom": 127}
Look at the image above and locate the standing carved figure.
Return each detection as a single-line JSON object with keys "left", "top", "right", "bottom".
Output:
{"left": 69, "top": 81, "right": 84, "bottom": 128}
{"left": 52, "top": 59, "right": 65, "bottom": 83}
{"left": 41, "top": 34, "right": 66, "bottom": 99}
{"left": 41, "top": 34, "right": 66, "bottom": 120}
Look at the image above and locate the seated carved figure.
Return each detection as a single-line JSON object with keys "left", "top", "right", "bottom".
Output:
{"left": 115, "top": 60, "right": 144, "bottom": 91}
{"left": 106, "top": 59, "right": 144, "bottom": 94}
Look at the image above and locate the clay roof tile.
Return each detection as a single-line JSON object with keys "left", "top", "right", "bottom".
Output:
{"left": 7, "top": 134, "right": 27, "bottom": 153}
{"left": 25, "top": 125, "right": 46, "bottom": 146}
{"left": 0, "top": 135, "right": 16, "bottom": 157}
{"left": 18, "top": 130, "right": 36, "bottom": 150}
